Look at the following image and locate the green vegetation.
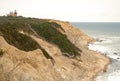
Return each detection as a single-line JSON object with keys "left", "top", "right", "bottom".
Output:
{"left": 31, "top": 22, "right": 81, "bottom": 57}
{"left": 40, "top": 47, "right": 54, "bottom": 61}
{"left": 0, "top": 17, "right": 55, "bottom": 59}
{"left": 50, "top": 22, "right": 65, "bottom": 32}
{"left": 0, "top": 23, "right": 39, "bottom": 51}
{"left": 0, "top": 49, "right": 4, "bottom": 57}
{"left": 0, "top": 16, "right": 81, "bottom": 58}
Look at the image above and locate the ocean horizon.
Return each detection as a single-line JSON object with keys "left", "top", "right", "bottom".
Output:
{"left": 71, "top": 22, "right": 120, "bottom": 81}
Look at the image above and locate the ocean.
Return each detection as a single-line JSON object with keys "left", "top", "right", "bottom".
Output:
{"left": 71, "top": 22, "right": 120, "bottom": 81}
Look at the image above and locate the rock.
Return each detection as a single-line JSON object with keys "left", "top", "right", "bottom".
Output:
{"left": 117, "top": 58, "right": 120, "bottom": 59}
{"left": 114, "top": 52, "right": 118, "bottom": 55}
{"left": 96, "top": 38, "right": 104, "bottom": 42}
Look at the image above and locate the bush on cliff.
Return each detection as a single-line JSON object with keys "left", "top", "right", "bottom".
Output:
{"left": 31, "top": 22, "right": 81, "bottom": 57}
{"left": 0, "top": 16, "right": 81, "bottom": 58}
{"left": 0, "top": 49, "right": 4, "bottom": 57}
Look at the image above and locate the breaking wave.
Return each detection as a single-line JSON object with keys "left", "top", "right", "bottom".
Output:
{"left": 72, "top": 22, "right": 120, "bottom": 81}
{"left": 88, "top": 36, "right": 120, "bottom": 81}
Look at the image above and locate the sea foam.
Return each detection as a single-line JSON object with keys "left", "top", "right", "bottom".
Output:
{"left": 72, "top": 22, "right": 120, "bottom": 81}
{"left": 88, "top": 38, "right": 120, "bottom": 81}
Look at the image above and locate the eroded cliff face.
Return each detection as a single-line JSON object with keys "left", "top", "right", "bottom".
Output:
{"left": 0, "top": 17, "right": 110, "bottom": 81}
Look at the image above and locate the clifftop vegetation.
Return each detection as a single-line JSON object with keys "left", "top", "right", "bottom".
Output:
{"left": 0, "top": 16, "right": 81, "bottom": 58}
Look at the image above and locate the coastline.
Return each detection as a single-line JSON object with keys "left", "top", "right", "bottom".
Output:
{"left": 52, "top": 20, "right": 111, "bottom": 81}
{"left": 88, "top": 41, "right": 111, "bottom": 81}
{"left": 94, "top": 52, "right": 111, "bottom": 81}
{"left": 71, "top": 22, "right": 120, "bottom": 81}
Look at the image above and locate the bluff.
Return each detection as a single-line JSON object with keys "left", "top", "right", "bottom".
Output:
{"left": 0, "top": 16, "right": 110, "bottom": 81}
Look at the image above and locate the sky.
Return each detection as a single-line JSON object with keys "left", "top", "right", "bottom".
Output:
{"left": 0, "top": 0, "right": 120, "bottom": 22}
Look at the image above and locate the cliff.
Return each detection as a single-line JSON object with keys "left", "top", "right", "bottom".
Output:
{"left": 0, "top": 16, "right": 110, "bottom": 81}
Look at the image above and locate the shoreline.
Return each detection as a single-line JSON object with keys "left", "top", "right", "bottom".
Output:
{"left": 94, "top": 54, "right": 111, "bottom": 81}
{"left": 71, "top": 22, "right": 120, "bottom": 81}
{"left": 87, "top": 42, "right": 111, "bottom": 81}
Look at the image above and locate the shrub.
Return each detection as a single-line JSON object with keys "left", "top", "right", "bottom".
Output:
{"left": 0, "top": 16, "right": 81, "bottom": 58}
{"left": 0, "top": 25, "right": 39, "bottom": 51}
{"left": 0, "top": 49, "right": 4, "bottom": 57}
{"left": 31, "top": 22, "right": 82, "bottom": 57}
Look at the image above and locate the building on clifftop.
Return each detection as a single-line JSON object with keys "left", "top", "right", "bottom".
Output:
{"left": 7, "top": 10, "right": 17, "bottom": 17}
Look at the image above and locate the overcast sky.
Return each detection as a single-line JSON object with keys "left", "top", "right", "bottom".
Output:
{"left": 0, "top": 0, "right": 120, "bottom": 22}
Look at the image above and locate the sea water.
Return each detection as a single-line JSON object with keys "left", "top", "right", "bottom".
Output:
{"left": 72, "top": 22, "right": 120, "bottom": 81}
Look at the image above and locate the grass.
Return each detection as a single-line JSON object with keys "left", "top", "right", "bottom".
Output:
{"left": 0, "top": 17, "right": 54, "bottom": 60}
{"left": 0, "top": 16, "right": 81, "bottom": 58}
{"left": 0, "top": 24, "right": 39, "bottom": 51}
{"left": 31, "top": 22, "right": 82, "bottom": 57}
